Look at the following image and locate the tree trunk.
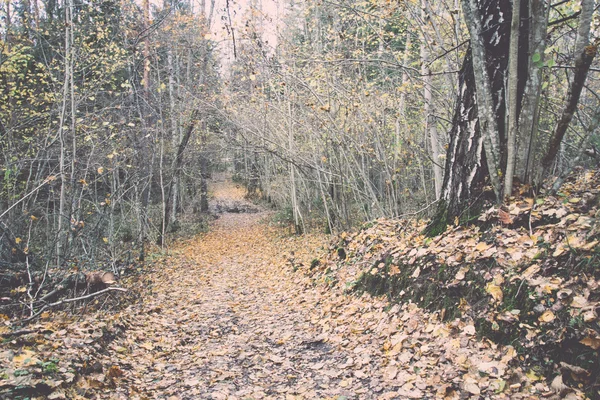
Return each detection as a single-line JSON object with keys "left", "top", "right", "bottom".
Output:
{"left": 426, "top": 0, "right": 512, "bottom": 235}
{"left": 515, "top": 0, "right": 548, "bottom": 184}
{"left": 461, "top": 0, "right": 503, "bottom": 200}
{"left": 158, "top": 110, "right": 198, "bottom": 246}
{"left": 168, "top": 49, "right": 180, "bottom": 222}
{"left": 199, "top": 152, "right": 209, "bottom": 213}
{"left": 142, "top": 0, "right": 150, "bottom": 93}
{"left": 538, "top": 0, "right": 597, "bottom": 184}
{"left": 539, "top": 43, "right": 596, "bottom": 182}
{"left": 421, "top": 0, "right": 443, "bottom": 200}
{"left": 287, "top": 86, "right": 302, "bottom": 234}
{"left": 57, "top": 0, "right": 74, "bottom": 264}
{"left": 503, "top": 0, "right": 521, "bottom": 197}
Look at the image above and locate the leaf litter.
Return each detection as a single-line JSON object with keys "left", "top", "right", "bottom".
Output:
{"left": 2, "top": 173, "right": 600, "bottom": 398}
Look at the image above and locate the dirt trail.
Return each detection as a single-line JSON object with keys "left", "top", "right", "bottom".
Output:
{"left": 109, "top": 181, "right": 349, "bottom": 399}
{"left": 103, "top": 180, "right": 529, "bottom": 399}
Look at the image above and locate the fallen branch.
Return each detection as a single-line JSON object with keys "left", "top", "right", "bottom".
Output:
{"left": 1, "top": 328, "right": 54, "bottom": 338}
{"left": 20, "top": 287, "right": 128, "bottom": 324}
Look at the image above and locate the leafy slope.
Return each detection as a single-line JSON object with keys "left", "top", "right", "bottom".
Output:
{"left": 310, "top": 170, "right": 600, "bottom": 398}
{"left": 2, "top": 177, "right": 598, "bottom": 399}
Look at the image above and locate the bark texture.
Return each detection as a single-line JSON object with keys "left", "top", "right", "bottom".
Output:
{"left": 426, "top": 0, "right": 512, "bottom": 235}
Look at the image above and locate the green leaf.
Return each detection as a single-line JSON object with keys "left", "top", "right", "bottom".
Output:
{"left": 532, "top": 53, "right": 541, "bottom": 63}
{"left": 546, "top": 58, "right": 555, "bottom": 68}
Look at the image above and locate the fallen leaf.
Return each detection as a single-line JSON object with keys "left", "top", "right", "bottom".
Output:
{"left": 463, "top": 378, "right": 480, "bottom": 395}
{"left": 463, "top": 325, "right": 476, "bottom": 335}
{"left": 475, "top": 242, "right": 492, "bottom": 252}
{"left": 538, "top": 310, "right": 555, "bottom": 323}
{"left": 580, "top": 336, "right": 600, "bottom": 350}
{"left": 486, "top": 283, "right": 503, "bottom": 303}
{"left": 570, "top": 296, "right": 588, "bottom": 308}
{"left": 383, "top": 365, "right": 398, "bottom": 381}
{"left": 455, "top": 266, "right": 469, "bottom": 281}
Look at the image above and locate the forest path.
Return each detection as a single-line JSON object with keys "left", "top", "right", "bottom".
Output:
{"left": 104, "top": 179, "right": 519, "bottom": 400}
{"left": 109, "top": 180, "right": 356, "bottom": 399}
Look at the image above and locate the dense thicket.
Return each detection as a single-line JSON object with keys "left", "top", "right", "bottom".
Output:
{"left": 0, "top": 0, "right": 222, "bottom": 315}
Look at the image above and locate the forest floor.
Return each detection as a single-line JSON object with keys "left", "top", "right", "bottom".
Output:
{"left": 2, "top": 178, "right": 585, "bottom": 399}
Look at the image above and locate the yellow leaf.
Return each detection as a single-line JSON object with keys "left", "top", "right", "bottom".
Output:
{"left": 582, "top": 240, "right": 599, "bottom": 251}
{"left": 567, "top": 234, "right": 585, "bottom": 249}
{"left": 486, "top": 283, "right": 503, "bottom": 303}
{"left": 526, "top": 369, "right": 542, "bottom": 381}
{"left": 538, "top": 310, "right": 555, "bottom": 323}
{"left": 552, "top": 244, "right": 566, "bottom": 257}
{"left": 140, "top": 342, "right": 154, "bottom": 350}
{"left": 103, "top": 237, "right": 109, "bottom": 244}
{"left": 15, "top": 237, "right": 22, "bottom": 244}
{"left": 475, "top": 242, "right": 491, "bottom": 252}
{"left": 97, "top": 166, "right": 104, "bottom": 174}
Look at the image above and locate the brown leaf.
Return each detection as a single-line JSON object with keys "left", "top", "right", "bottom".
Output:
{"left": 498, "top": 209, "right": 514, "bottom": 225}
{"left": 580, "top": 336, "right": 600, "bottom": 350}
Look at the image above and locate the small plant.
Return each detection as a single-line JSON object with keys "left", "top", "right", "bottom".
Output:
{"left": 569, "top": 315, "right": 585, "bottom": 329}
{"left": 40, "top": 359, "right": 59, "bottom": 375}
{"left": 272, "top": 206, "right": 294, "bottom": 226}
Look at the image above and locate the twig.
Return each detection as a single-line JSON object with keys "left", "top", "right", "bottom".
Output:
{"left": 0, "top": 177, "right": 56, "bottom": 220}
{"left": 528, "top": 199, "right": 536, "bottom": 237}
{"left": 25, "top": 256, "right": 34, "bottom": 317}
{"left": 397, "top": 199, "right": 440, "bottom": 219}
{"left": 20, "top": 287, "right": 128, "bottom": 324}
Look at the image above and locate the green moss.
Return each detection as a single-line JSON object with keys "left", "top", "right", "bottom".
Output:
{"left": 354, "top": 258, "right": 492, "bottom": 321}
{"left": 423, "top": 201, "right": 448, "bottom": 237}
